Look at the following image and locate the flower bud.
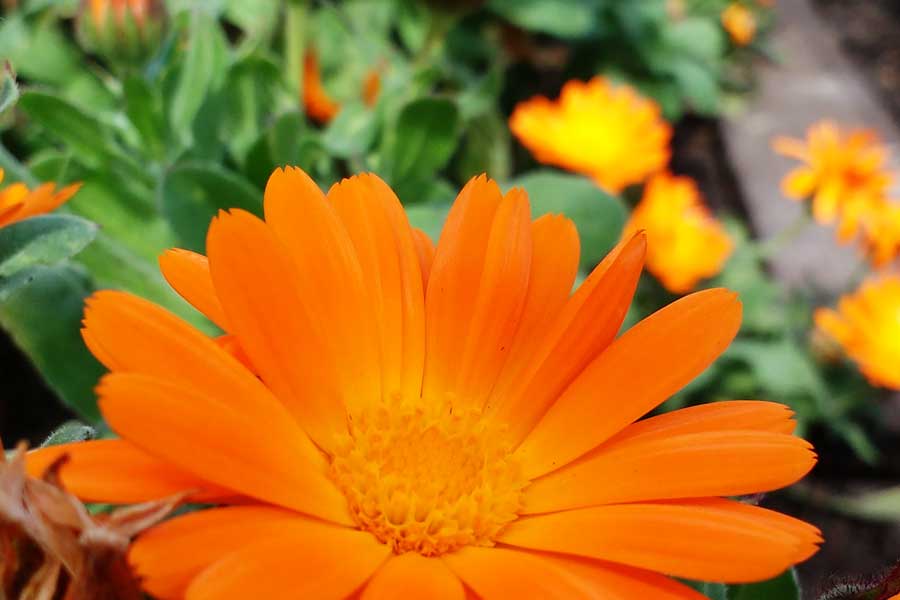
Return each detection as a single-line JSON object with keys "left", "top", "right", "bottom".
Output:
{"left": 76, "top": 0, "right": 166, "bottom": 67}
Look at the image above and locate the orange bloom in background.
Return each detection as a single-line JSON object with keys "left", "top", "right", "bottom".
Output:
{"left": 774, "top": 121, "right": 893, "bottom": 238}
{"left": 303, "top": 50, "right": 381, "bottom": 124}
{"left": 510, "top": 77, "right": 671, "bottom": 193}
{"left": 624, "top": 172, "right": 734, "bottom": 294}
{"left": 0, "top": 169, "right": 80, "bottom": 229}
{"left": 855, "top": 200, "right": 900, "bottom": 267}
{"left": 816, "top": 276, "right": 900, "bottom": 389}
{"left": 721, "top": 3, "right": 757, "bottom": 47}
{"left": 27, "top": 168, "right": 819, "bottom": 598}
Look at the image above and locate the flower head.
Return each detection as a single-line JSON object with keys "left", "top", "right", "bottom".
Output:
{"left": 624, "top": 173, "right": 733, "bottom": 294}
{"left": 510, "top": 77, "right": 671, "bottom": 193}
{"left": 303, "top": 50, "right": 381, "bottom": 124}
{"left": 77, "top": 0, "right": 166, "bottom": 63}
{"left": 774, "top": 121, "right": 893, "bottom": 236}
{"left": 0, "top": 169, "right": 80, "bottom": 229}
{"left": 28, "top": 168, "right": 819, "bottom": 598}
{"left": 816, "top": 276, "right": 900, "bottom": 389}
{"left": 721, "top": 3, "right": 757, "bottom": 46}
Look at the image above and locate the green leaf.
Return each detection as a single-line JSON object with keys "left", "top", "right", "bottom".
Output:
{"left": 18, "top": 91, "right": 124, "bottom": 169}
{"left": 507, "top": 170, "right": 627, "bottom": 269}
{"left": 73, "top": 233, "right": 210, "bottom": 331}
{"left": 685, "top": 581, "right": 728, "bottom": 600}
{"left": 66, "top": 175, "right": 175, "bottom": 262}
{"left": 830, "top": 485, "right": 900, "bottom": 522}
{"left": 664, "top": 17, "right": 725, "bottom": 60}
{"left": 322, "top": 103, "right": 378, "bottom": 159}
{"left": 728, "top": 570, "right": 800, "bottom": 600}
{"left": 221, "top": 54, "right": 283, "bottom": 160}
{"left": 123, "top": 75, "right": 168, "bottom": 160}
{"left": 385, "top": 97, "right": 460, "bottom": 189}
{"left": 0, "top": 14, "right": 81, "bottom": 85}
{"left": 406, "top": 202, "right": 450, "bottom": 242}
{"left": 0, "top": 215, "right": 97, "bottom": 277}
{"left": 169, "top": 12, "right": 229, "bottom": 144}
{"left": 0, "top": 64, "right": 19, "bottom": 116}
{"left": 41, "top": 420, "right": 96, "bottom": 447}
{"left": 0, "top": 265, "right": 104, "bottom": 422}
{"left": 456, "top": 111, "right": 511, "bottom": 182}
{"left": 161, "top": 162, "right": 262, "bottom": 252}
{"left": 488, "top": 0, "right": 597, "bottom": 38}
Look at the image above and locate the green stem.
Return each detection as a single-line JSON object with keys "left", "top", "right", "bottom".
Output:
{"left": 754, "top": 210, "right": 813, "bottom": 259}
{"left": 284, "top": 0, "right": 308, "bottom": 100}
{"left": 0, "top": 141, "right": 37, "bottom": 187}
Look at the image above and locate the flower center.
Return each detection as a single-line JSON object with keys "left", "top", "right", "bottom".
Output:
{"left": 329, "top": 396, "right": 528, "bottom": 556}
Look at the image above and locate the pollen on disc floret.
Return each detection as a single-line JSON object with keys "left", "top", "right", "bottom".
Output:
{"left": 329, "top": 394, "right": 529, "bottom": 556}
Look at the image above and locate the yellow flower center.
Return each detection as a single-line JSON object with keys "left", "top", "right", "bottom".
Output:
{"left": 329, "top": 396, "right": 528, "bottom": 556}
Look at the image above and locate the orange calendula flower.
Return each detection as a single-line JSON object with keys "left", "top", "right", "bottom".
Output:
{"left": 721, "top": 3, "right": 756, "bottom": 46}
{"left": 28, "top": 168, "right": 819, "bottom": 598}
{"left": 510, "top": 77, "right": 671, "bottom": 193}
{"left": 303, "top": 50, "right": 381, "bottom": 124}
{"left": 774, "top": 121, "right": 893, "bottom": 237}
{"left": 624, "top": 173, "right": 733, "bottom": 294}
{"left": 855, "top": 200, "right": 900, "bottom": 267}
{"left": 816, "top": 276, "right": 900, "bottom": 389}
{"left": 0, "top": 169, "right": 80, "bottom": 229}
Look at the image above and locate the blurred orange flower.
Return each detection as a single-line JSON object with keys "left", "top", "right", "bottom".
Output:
{"left": 773, "top": 121, "right": 893, "bottom": 238}
{"left": 303, "top": 50, "right": 381, "bottom": 124}
{"left": 624, "top": 173, "right": 733, "bottom": 294}
{"left": 26, "top": 167, "right": 819, "bottom": 598}
{"left": 0, "top": 169, "right": 80, "bottom": 229}
{"left": 510, "top": 77, "right": 671, "bottom": 193}
{"left": 853, "top": 200, "right": 900, "bottom": 267}
{"left": 816, "top": 276, "right": 900, "bottom": 389}
{"left": 721, "top": 3, "right": 756, "bottom": 46}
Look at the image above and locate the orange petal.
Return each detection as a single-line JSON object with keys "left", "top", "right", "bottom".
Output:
{"left": 0, "top": 201, "right": 24, "bottom": 227}
{"left": 206, "top": 208, "right": 353, "bottom": 451}
{"left": 185, "top": 516, "right": 390, "bottom": 600}
{"left": 362, "top": 553, "right": 464, "bottom": 600}
{"left": 25, "top": 439, "right": 225, "bottom": 504}
{"left": 81, "top": 290, "right": 322, "bottom": 464}
{"left": 159, "top": 249, "right": 229, "bottom": 331}
{"left": 97, "top": 372, "right": 352, "bottom": 525}
{"left": 328, "top": 174, "right": 426, "bottom": 401}
{"left": 444, "top": 547, "right": 704, "bottom": 599}
{"left": 543, "top": 554, "right": 709, "bottom": 600}
{"left": 423, "top": 177, "right": 532, "bottom": 408}
{"left": 516, "top": 288, "right": 741, "bottom": 479}
{"left": 486, "top": 214, "right": 579, "bottom": 413}
{"left": 262, "top": 167, "right": 382, "bottom": 416}
{"left": 454, "top": 187, "right": 532, "bottom": 407}
{"left": 130, "top": 506, "right": 306, "bottom": 600}
{"left": 606, "top": 400, "right": 798, "bottom": 445}
{"left": 491, "top": 232, "right": 646, "bottom": 443}
{"left": 444, "top": 546, "right": 597, "bottom": 598}
{"left": 523, "top": 430, "right": 816, "bottom": 513}
{"left": 781, "top": 168, "right": 816, "bottom": 199}
{"left": 412, "top": 228, "right": 435, "bottom": 289}
{"left": 499, "top": 498, "right": 821, "bottom": 583}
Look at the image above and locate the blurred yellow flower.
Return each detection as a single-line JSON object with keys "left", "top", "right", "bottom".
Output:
{"left": 816, "top": 276, "right": 900, "bottom": 389}
{"left": 0, "top": 170, "right": 80, "bottom": 229}
{"left": 623, "top": 173, "right": 733, "bottom": 294}
{"left": 510, "top": 77, "right": 671, "bottom": 193}
{"left": 773, "top": 121, "right": 893, "bottom": 238}
{"left": 721, "top": 4, "right": 756, "bottom": 47}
